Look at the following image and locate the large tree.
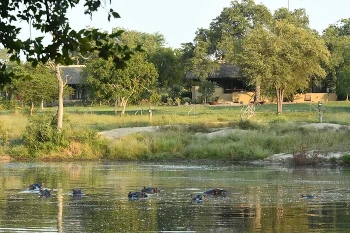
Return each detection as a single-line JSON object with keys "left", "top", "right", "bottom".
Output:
{"left": 241, "top": 20, "right": 330, "bottom": 113}
{"left": 322, "top": 19, "right": 350, "bottom": 99}
{"left": 149, "top": 47, "right": 184, "bottom": 89}
{"left": 12, "top": 63, "right": 72, "bottom": 115}
{"left": 84, "top": 52, "right": 158, "bottom": 116}
{"left": 186, "top": 0, "right": 272, "bottom": 102}
{"left": 0, "top": 0, "right": 135, "bottom": 131}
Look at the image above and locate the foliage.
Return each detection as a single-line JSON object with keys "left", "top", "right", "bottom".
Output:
{"left": 149, "top": 47, "right": 185, "bottom": 88}
{"left": 83, "top": 52, "right": 158, "bottom": 115}
{"left": 22, "top": 114, "right": 69, "bottom": 155}
{"left": 240, "top": 20, "right": 330, "bottom": 113}
{"left": 198, "top": 80, "right": 216, "bottom": 103}
{"left": 342, "top": 154, "right": 350, "bottom": 164}
{"left": 149, "top": 92, "right": 162, "bottom": 105}
{"left": 12, "top": 63, "right": 73, "bottom": 107}
{"left": 3, "top": 102, "right": 350, "bottom": 160}
{"left": 0, "top": 0, "right": 139, "bottom": 131}
{"left": 291, "top": 147, "right": 323, "bottom": 166}
{"left": 0, "top": 121, "right": 8, "bottom": 145}
{"left": 322, "top": 20, "right": 350, "bottom": 100}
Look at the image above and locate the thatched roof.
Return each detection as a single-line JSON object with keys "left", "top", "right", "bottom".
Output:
{"left": 60, "top": 65, "right": 85, "bottom": 85}
{"left": 186, "top": 64, "right": 241, "bottom": 79}
{"left": 208, "top": 64, "right": 240, "bottom": 79}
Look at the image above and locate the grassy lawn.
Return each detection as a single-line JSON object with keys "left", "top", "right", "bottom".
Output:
{"left": 1, "top": 101, "right": 350, "bottom": 161}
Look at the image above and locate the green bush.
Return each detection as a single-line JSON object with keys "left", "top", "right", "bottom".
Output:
{"left": 342, "top": 154, "right": 350, "bottom": 164}
{"left": 0, "top": 121, "right": 8, "bottom": 145}
{"left": 22, "top": 114, "right": 70, "bottom": 154}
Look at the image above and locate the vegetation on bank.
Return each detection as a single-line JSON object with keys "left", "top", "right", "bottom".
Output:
{"left": 1, "top": 102, "right": 350, "bottom": 164}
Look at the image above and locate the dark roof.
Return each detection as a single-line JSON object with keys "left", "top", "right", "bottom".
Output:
{"left": 186, "top": 64, "right": 241, "bottom": 79}
{"left": 208, "top": 64, "right": 240, "bottom": 79}
{"left": 60, "top": 65, "right": 85, "bottom": 85}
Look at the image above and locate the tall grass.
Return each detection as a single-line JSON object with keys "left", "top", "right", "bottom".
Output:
{"left": 2, "top": 101, "right": 350, "bottom": 160}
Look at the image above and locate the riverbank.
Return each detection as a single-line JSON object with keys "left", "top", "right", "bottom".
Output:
{"left": 2, "top": 103, "right": 350, "bottom": 163}
{"left": 96, "top": 122, "right": 350, "bottom": 164}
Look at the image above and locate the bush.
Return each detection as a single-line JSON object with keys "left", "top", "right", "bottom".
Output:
{"left": 149, "top": 92, "right": 162, "bottom": 105}
{"left": 342, "top": 154, "right": 350, "bottom": 164}
{"left": 22, "top": 114, "right": 70, "bottom": 154}
{"left": 291, "top": 147, "right": 323, "bottom": 165}
{"left": 167, "top": 97, "right": 174, "bottom": 106}
{"left": 0, "top": 121, "right": 8, "bottom": 145}
{"left": 182, "top": 97, "right": 191, "bottom": 104}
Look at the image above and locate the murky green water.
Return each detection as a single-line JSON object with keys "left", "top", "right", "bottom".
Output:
{"left": 0, "top": 161, "right": 350, "bottom": 232}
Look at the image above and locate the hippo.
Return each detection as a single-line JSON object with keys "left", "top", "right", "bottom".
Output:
{"left": 72, "top": 189, "right": 84, "bottom": 196}
{"left": 301, "top": 194, "right": 317, "bottom": 199}
{"left": 203, "top": 188, "right": 227, "bottom": 197}
{"left": 191, "top": 194, "right": 206, "bottom": 203}
{"left": 39, "top": 188, "right": 52, "bottom": 198}
{"left": 28, "top": 183, "right": 43, "bottom": 191}
{"left": 128, "top": 191, "right": 148, "bottom": 200}
{"left": 141, "top": 187, "right": 160, "bottom": 194}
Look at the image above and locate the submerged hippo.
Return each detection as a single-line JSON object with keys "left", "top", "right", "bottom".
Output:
{"left": 128, "top": 191, "right": 148, "bottom": 200}
{"left": 191, "top": 194, "right": 206, "bottom": 202}
{"left": 141, "top": 187, "right": 160, "bottom": 194}
{"left": 28, "top": 183, "right": 43, "bottom": 191}
{"left": 203, "top": 188, "right": 227, "bottom": 197}
{"left": 72, "top": 189, "right": 84, "bottom": 196}
{"left": 39, "top": 188, "right": 52, "bottom": 198}
{"left": 301, "top": 194, "right": 317, "bottom": 199}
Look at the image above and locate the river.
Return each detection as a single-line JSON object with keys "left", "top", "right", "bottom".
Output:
{"left": 0, "top": 161, "right": 349, "bottom": 232}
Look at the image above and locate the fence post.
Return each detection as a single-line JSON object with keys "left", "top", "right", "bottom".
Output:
{"left": 149, "top": 106, "right": 152, "bottom": 122}
{"left": 318, "top": 101, "right": 322, "bottom": 123}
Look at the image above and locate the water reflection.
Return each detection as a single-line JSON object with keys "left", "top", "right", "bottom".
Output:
{"left": 0, "top": 161, "right": 350, "bottom": 232}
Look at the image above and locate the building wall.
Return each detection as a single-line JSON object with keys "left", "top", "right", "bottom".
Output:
{"left": 192, "top": 86, "right": 337, "bottom": 104}
{"left": 293, "top": 93, "right": 337, "bottom": 103}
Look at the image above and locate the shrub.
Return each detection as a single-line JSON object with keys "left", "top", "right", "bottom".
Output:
{"left": 0, "top": 121, "right": 8, "bottom": 145}
{"left": 342, "top": 154, "right": 350, "bottom": 164}
{"left": 167, "top": 97, "right": 174, "bottom": 106}
{"left": 291, "top": 146, "right": 323, "bottom": 165}
{"left": 22, "top": 114, "right": 70, "bottom": 154}
{"left": 182, "top": 97, "right": 191, "bottom": 104}
{"left": 149, "top": 92, "right": 162, "bottom": 105}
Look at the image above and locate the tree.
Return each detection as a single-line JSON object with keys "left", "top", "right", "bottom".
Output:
{"left": 115, "top": 29, "right": 165, "bottom": 54}
{"left": 0, "top": 0, "right": 136, "bottom": 131}
{"left": 149, "top": 47, "right": 184, "bottom": 88}
{"left": 12, "top": 63, "right": 72, "bottom": 115}
{"left": 84, "top": 52, "right": 158, "bottom": 116}
{"left": 198, "top": 80, "right": 216, "bottom": 104}
{"left": 241, "top": 20, "right": 330, "bottom": 113}
{"left": 187, "top": 0, "right": 272, "bottom": 102}
{"left": 322, "top": 19, "right": 350, "bottom": 99}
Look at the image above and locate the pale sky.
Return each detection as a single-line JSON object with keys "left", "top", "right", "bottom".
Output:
{"left": 19, "top": 0, "right": 350, "bottom": 49}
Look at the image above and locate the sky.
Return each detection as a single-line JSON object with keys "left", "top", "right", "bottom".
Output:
{"left": 19, "top": 0, "right": 350, "bottom": 49}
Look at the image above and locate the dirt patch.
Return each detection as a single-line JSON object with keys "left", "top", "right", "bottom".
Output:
{"left": 0, "top": 156, "right": 13, "bottom": 162}
{"left": 98, "top": 126, "right": 160, "bottom": 139}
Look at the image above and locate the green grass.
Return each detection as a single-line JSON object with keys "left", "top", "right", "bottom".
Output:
{"left": 1, "top": 101, "right": 350, "bottom": 161}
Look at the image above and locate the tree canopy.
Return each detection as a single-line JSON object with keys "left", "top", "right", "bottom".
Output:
{"left": 0, "top": 0, "right": 138, "bottom": 130}
{"left": 241, "top": 20, "right": 330, "bottom": 113}
{"left": 83, "top": 51, "right": 158, "bottom": 116}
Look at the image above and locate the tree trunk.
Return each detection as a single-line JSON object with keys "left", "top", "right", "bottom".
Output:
{"left": 121, "top": 98, "right": 128, "bottom": 116}
{"left": 346, "top": 93, "right": 349, "bottom": 101}
{"left": 254, "top": 81, "right": 261, "bottom": 104}
{"left": 114, "top": 99, "right": 118, "bottom": 115}
{"left": 40, "top": 99, "right": 44, "bottom": 109}
{"left": 276, "top": 88, "right": 284, "bottom": 114}
{"left": 55, "top": 64, "right": 64, "bottom": 131}
{"left": 30, "top": 101, "right": 34, "bottom": 116}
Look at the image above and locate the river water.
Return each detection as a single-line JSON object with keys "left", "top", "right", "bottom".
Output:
{"left": 0, "top": 161, "right": 349, "bottom": 232}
